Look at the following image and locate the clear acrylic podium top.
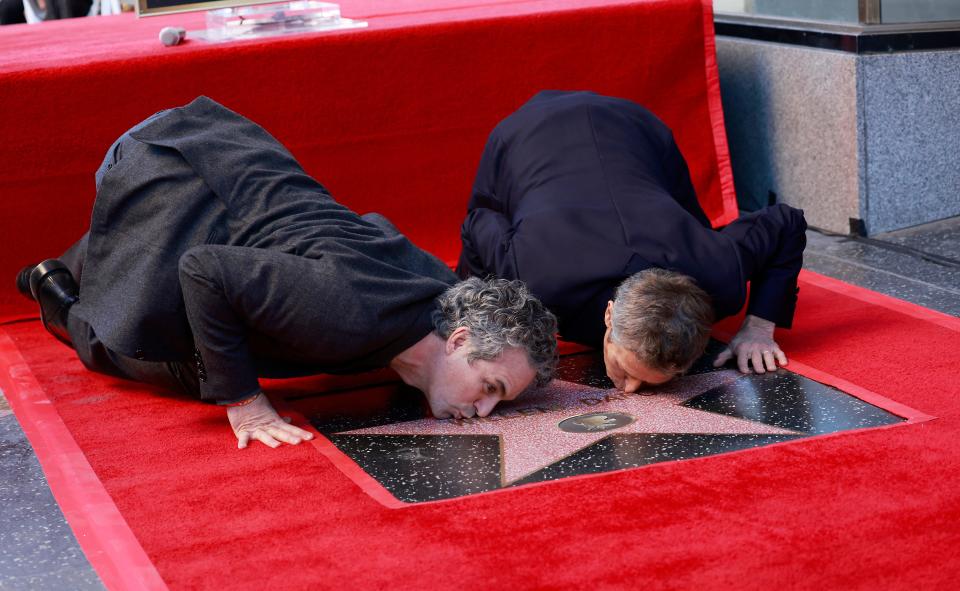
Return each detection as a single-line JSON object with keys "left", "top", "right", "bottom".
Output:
{"left": 196, "top": 1, "right": 367, "bottom": 43}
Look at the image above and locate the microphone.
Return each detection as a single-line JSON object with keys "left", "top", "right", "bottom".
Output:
{"left": 159, "top": 27, "right": 187, "bottom": 47}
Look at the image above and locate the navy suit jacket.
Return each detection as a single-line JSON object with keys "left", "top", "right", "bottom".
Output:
{"left": 458, "top": 91, "right": 806, "bottom": 346}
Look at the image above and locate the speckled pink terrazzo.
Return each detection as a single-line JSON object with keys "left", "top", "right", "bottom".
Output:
{"left": 343, "top": 370, "right": 799, "bottom": 484}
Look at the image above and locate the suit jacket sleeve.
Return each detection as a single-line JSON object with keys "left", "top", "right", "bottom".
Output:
{"left": 457, "top": 208, "right": 518, "bottom": 280}
{"left": 457, "top": 130, "right": 519, "bottom": 279}
{"left": 719, "top": 204, "right": 807, "bottom": 328}
{"left": 178, "top": 245, "right": 343, "bottom": 404}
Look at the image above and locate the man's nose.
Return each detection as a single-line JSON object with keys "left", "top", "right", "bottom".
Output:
{"left": 606, "top": 371, "right": 622, "bottom": 390}
{"left": 475, "top": 395, "right": 499, "bottom": 417}
{"left": 623, "top": 378, "right": 641, "bottom": 393}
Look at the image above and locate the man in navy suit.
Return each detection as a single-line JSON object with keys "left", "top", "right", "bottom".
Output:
{"left": 458, "top": 91, "right": 807, "bottom": 391}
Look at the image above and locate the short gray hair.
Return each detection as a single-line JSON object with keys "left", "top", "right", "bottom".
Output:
{"left": 611, "top": 268, "right": 714, "bottom": 375}
{"left": 433, "top": 277, "right": 558, "bottom": 386}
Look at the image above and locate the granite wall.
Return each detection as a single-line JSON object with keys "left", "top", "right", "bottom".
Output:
{"left": 859, "top": 50, "right": 960, "bottom": 233}
{"left": 716, "top": 39, "right": 860, "bottom": 232}
{"left": 717, "top": 37, "right": 960, "bottom": 234}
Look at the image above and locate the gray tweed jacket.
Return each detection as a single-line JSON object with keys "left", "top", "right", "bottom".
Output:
{"left": 72, "top": 96, "right": 457, "bottom": 402}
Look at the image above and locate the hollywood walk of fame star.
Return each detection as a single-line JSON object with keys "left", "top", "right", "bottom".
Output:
{"left": 339, "top": 369, "right": 801, "bottom": 485}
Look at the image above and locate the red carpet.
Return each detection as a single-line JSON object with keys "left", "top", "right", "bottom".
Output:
{"left": 2, "top": 271, "right": 959, "bottom": 590}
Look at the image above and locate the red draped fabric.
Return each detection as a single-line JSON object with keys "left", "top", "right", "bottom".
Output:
{"left": 0, "top": 0, "right": 736, "bottom": 319}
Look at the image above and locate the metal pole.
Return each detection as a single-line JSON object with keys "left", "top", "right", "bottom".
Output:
{"left": 860, "top": 0, "right": 882, "bottom": 24}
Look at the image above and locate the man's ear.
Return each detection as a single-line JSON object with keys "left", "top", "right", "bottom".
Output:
{"left": 445, "top": 326, "right": 471, "bottom": 355}
{"left": 604, "top": 301, "right": 614, "bottom": 329}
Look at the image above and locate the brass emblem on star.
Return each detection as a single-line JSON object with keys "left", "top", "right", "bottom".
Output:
{"left": 558, "top": 412, "right": 636, "bottom": 433}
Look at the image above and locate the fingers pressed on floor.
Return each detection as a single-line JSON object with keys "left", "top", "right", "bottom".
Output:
{"left": 763, "top": 351, "right": 777, "bottom": 371}
{"left": 268, "top": 426, "right": 301, "bottom": 445}
{"left": 713, "top": 349, "right": 732, "bottom": 367}
{"left": 253, "top": 429, "right": 281, "bottom": 448}
{"left": 283, "top": 423, "right": 314, "bottom": 439}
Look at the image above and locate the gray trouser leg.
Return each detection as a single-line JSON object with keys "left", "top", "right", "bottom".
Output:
{"left": 58, "top": 233, "right": 89, "bottom": 282}
{"left": 66, "top": 313, "right": 200, "bottom": 398}
{"left": 58, "top": 233, "right": 200, "bottom": 398}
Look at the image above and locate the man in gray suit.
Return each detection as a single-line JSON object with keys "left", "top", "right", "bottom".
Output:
{"left": 17, "top": 97, "right": 558, "bottom": 450}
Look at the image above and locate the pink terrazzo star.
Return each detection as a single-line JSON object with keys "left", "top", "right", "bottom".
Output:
{"left": 340, "top": 370, "right": 800, "bottom": 484}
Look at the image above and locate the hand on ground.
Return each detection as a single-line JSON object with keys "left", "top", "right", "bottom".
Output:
{"left": 226, "top": 393, "right": 315, "bottom": 449}
{"left": 712, "top": 315, "right": 788, "bottom": 374}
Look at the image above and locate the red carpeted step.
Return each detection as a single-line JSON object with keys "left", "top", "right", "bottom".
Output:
{"left": 0, "top": 0, "right": 737, "bottom": 320}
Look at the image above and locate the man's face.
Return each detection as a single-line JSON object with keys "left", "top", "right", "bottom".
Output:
{"left": 424, "top": 327, "right": 537, "bottom": 419}
{"left": 602, "top": 301, "right": 674, "bottom": 393}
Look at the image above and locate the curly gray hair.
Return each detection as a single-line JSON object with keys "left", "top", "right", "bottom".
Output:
{"left": 433, "top": 277, "right": 558, "bottom": 387}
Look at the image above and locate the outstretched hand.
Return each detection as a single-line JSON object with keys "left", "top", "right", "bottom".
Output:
{"left": 226, "top": 393, "right": 315, "bottom": 449}
{"left": 713, "top": 314, "right": 788, "bottom": 374}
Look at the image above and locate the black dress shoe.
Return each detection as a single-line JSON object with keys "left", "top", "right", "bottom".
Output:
{"left": 15, "top": 263, "right": 38, "bottom": 301}
{"left": 29, "top": 259, "right": 79, "bottom": 347}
